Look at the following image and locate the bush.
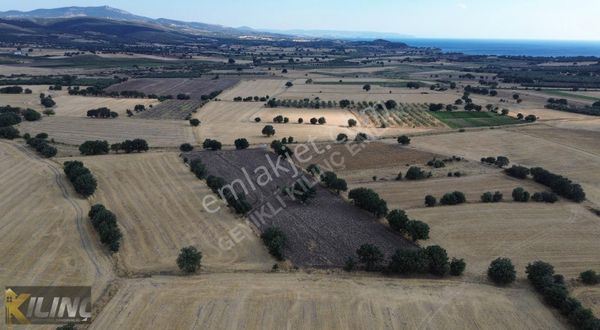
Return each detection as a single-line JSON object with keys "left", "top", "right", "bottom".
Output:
{"left": 450, "top": 258, "right": 466, "bottom": 276}
{"left": 405, "top": 166, "right": 428, "bottom": 180}
{"left": 425, "top": 245, "right": 450, "bottom": 276}
{"left": 488, "top": 258, "right": 516, "bottom": 285}
{"left": 0, "top": 112, "right": 21, "bottom": 127}
{"left": 397, "top": 135, "right": 411, "bottom": 145}
{"left": 388, "top": 248, "right": 428, "bottom": 274}
{"left": 512, "top": 187, "right": 530, "bottom": 202}
{"left": 177, "top": 246, "right": 202, "bottom": 273}
{"left": 179, "top": 143, "right": 194, "bottom": 152}
{"left": 580, "top": 270, "right": 600, "bottom": 285}
{"left": 505, "top": 165, "right": 530, "bottom": 179}
{"left": 23, "top": 108, "right": 41, "bottom": 121}
{"left": 424, "top": 195, "right": 437, "bottom": 207}
{"left": 189, "top": 119, "right": 201, "bottom": 126}
{"left": 406, "top": 220, "right": 430, "bottom": 242}
{"left": 262, "top": 125, "right": 276, "bottom": 137}
{"left": 348, "top": 188, "right": 388, "bottom": 217}
{"left": 386, "top": 209, "right": 409, "bottom": 232}
{"left": 202, "top": 139, "right": 222, "bottom": 151}
{"left": 79, "top": 140, "right": 109, "bottom": 155}
{"left": 481, "top": 192, "right": 494, "bottom": 203}
{"left": 336, "top": 133, "right": 348, "bottom": 143}
{"left": 532, "top": 191, "right": 558, "bottom": 203}
{"left": 234, "top": 138, "right": 249, "bottom": 150}
{"left": 254, "top": 117, "right": 261, "bottom": 122}
{"left": 261, "top": 227, "right": 287, "bottom": 260}
{"left": 440, "top": 191, "right": 466, "bottom": 205}
{"left": 0, "top": 126, "right": 19, "bottom": 139}
{"left": 356, "top": 244, "right": 384, "bottom": 271}
{"left": 348, "top": 119, "right": 357, "bottom": 127}
{"left": 190, "top": 160, "right": 208, "bottom": 179}
{"left": 354, "top": 132, "right": 368, "bottom": 142}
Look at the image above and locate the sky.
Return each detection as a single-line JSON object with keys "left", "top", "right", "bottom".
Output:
{"left": 3, "top": 0, "right": 600, "bottom": 40}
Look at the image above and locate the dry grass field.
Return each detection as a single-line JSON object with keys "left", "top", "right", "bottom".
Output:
{"left": 218, "top": 79, "right": 288, "bottom": 100}
{"left": 0, "top": 141, "right": 114, "bottom": 304}
{"left": 91, "top": 274, "right": 565, "bottom": 330}
{"left": 17, "top": 116, "right": 195, "bottom": 147}
{"left": 411, "top": 127, "right": 600, "bottom": 205}
{"left": 572, "top": 286, "right": 600, "bottom": 315}
{"left": 135, "top": 99, "right": 203, "bottom": 120}
{"left": 81, "top": 152, "right": 273, "bottom": 273}
{"left": 354, "top": 172, "right": 547, "bottom": 210}
{"left": 409, "top": 203, "right": 600, "bottom": 278}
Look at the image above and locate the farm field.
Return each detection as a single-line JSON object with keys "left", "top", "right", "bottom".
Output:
{"left": 81, "top": 152, "right": 273, "bottom": 273}
{"left": 104, "top": 78, "right": 239, "bottom": 99}
{"left": 353, "top": 172, "right": 547, "bottom": 210}
{"left": 186, "top": 149, "right": 416, "bottom": 267}
{"left": 572, "top": 286, "right": 600, "bottom": 315}
{"left": 218, "top": 79, "right": 288, "bottom": 100}
{"left": 135, "top": 99, "right": 203, "bottom": 120}
{"left": 408, "top": 203, "right": 600, "bottom": 278}
{"left": 0, "top": 141, "right": 114, "bottom": 305}
{"left": 429, "top": 111, "right": 520, "bottom": 128}
{"left": 17, "top": 116, "right": 195, "bottom": 147}
{"left": 91, "top": 274, "right": 565, "bottom": 330}
{"left": 411, "top": 127, "right": 600, "bottom": 205}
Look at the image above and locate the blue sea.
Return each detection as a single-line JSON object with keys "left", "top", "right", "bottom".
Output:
{"left": 394, "top": 39, "right": 600, "bottom": 57}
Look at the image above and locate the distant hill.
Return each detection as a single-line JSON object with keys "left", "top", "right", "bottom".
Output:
{"left": 0, "top": 6, "right": 148, "bottom": 21}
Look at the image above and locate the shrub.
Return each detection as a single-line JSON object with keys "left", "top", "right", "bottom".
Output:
{"left": 580, "top": 270, "right": 600, "bottom": 285}
{"left": 405, "top": 220, "right": 430, "bottom": 242}
{"left": 405, "top": 166, "right": 428, "bottom": 180}
{"left": 505, "top": 165, "right": 530, "bottom": 179}
{"left": 23, "top": 108, "right": 41, "bottom": 121}
{"left": 254, "top": 117, "right": 261, "bottom": 122}
{"left": 512, "top": 187, "right": 530, "bottom": 202}
{"left": 79, "top": 140, "right": 109, "bottom": 155}
{"left": 348, "top": 188, "right": 388, "bottom": 217}
{"left": 388, "top": 248, "right": 428, "bottom": 274}
{"left": 354, "top": 132, "right": 368, "bottom": 142}
{"left": 424, "top": 195, "right": 437, "bottom": 207}
{"left": 356, "top": 244, "right": 384, "bottom": 271}
{"left": 234, "top": 138, "right": 249, "bottom": 150}
{"left": 190, "top": 160, "right": 208, "bottom": 179}
{"left": 532, "top": 191, "right": 558, "bottom": 203}
{"left": 261, "top": 227, "right": 287, "bottom": 260}
{"left": 179, "top": 143, "right": 194, "bottom": 152}
{"left": 440, "top": 191, "right": 466, "bottom": 205}
{"left": 202, "top": 139, "right": 222, "bottom": 151}
{"left": 348, "top": 119, "right": 357, "bottom": 127}
{"left": 481, "top": 192, "right": 494, "bottom": 203}
{"left": 262, "top": 125, "right": 276, "bottom": 137}
{"left": 177, "top": 246, "right": 202, "bottom": 273}
{"left": 189, "top": 119, "right": 201, "bottom": 126}
{"left": 492, "top": 191, "right": 503, "bottom": 202}
{"left": 450, "top": 258, "right": 466, "bottom": 276}
{"left": 0, "top": 126, "right": 19, "bottom": 139}
{"left": 425, "top": 245, "right": 450, "bottom": 276}
{"left": 0, "top": 113, "right": 21, "bottom": 127}
{"left": 488, "top": 258, "right": 516, "bottom": 285}
{"left": 336, "top": 133, "right": 348, "bottom": 142}
{"left": 397, "top": 135, "right": 411, "bottom": 145}
{"left": 386, "top": 209, "right": 409, "bottom": 232}
{"left": 318, "top": 117, "right": 326, "bottom": 125}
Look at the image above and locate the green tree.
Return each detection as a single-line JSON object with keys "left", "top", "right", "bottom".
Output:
{"left": 450, "top": 258, "right": 466, "bottom": 276}
{"left": 177, "top": 246, "right": 202, "bottom": 273}
{"left": 488, "top": 257, "right": 516, "bottom": 285}
{"left": 512, "top": 187, "right": 530, "bottom": 202}
{"left": 425, "top": 245, "right": 450, "bottom": 276}
{"left": 406, "top": 220, "right": 430, "bottom": 242}
{"left": 261, "top": 227, "right": 287, "bottom": 260}
{"left": 180, "top": 143, "right": 194, "bottom": 152}
{"left": 356, "top": 244, "right": 383, "bottom": 271}
{"left": 386, "top": 209, "right": 409, "bottom": 232}
{"left": 348, "top": 119, "right": 357, "bottom": 127}
{"left": 397, "top": 135, "right": 411, "bottom": 145}
{"left": 262, "top": 125, "right": 276, "bottom": 137}
{"left": 362, "top": 84, "right": 371, "bottom": 92}
{"left": 580, "top": 270, "right": 600, "bottom": 285}
{"left": 424, "top": 195, "right": 436, "bottom": 207}
{"left": 234, "top": 138, "right": 250, "bottom": 150}
{"left": 189, "top": 119, "right": 201, "bottom": 127}
{"left": 388, "top": 248, "right": 428, "bottom": 274}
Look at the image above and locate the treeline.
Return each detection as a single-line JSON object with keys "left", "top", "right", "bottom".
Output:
{"left": 79, "top": 139, "right": 149, "bottom": 155}
{"left": 233, "top": 95, "right": 269, "bottom": 102}
{"left": 26, "top": 134, "right": 57, "bottom": 158}
{"left": 266, "top": 98, "right": 339, "bottom": 109}
{"left": 545, "top": 98, "right": 600, "bottom": 116}
{"left": 64, "top": 161, "right": 97, "bottom": 197}
{"left": 0, "top": 76, "right": 121, "bottom": 89}
{"left": 505, "top": 165, "right": 586, "bottom": 202}
{"left": 0, "top": 106, "right": 42, "bottom": 126}
{"left": 0, "top": 86, "right": 32, "bottom": 94}
{"left": 527, "top": 261, "right": 600, "bottom": 329}
{"left": 88, "top": 204, "right": 122, "bottom": 252}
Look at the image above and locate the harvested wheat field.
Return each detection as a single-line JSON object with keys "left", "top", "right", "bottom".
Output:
{"left": 51, "top": 95, "right": 159, "bottom": 117}
{"left": 218, "top": 79, "right": 288, "bottom": 100}
{"left": 408, "top": 203, "right": 600, "bottom": 278}
{"left": 354, "top": 172, "right": 547, "bottom": 210}
{"left": 105, "top": 78, "right": 239, "bottom": 100}
{"left": 91, "top": 273, "right": 565, "bottom": 330}
{"left": 572, "top": 286, "right": 600, "bottom": 315}
{"left": 81, "top": 152, "right": 273, "bottom": 273}
{"left": 17, "top": 116, "right": 195, "bottom": 147}
{"left": 411, "top": 127, "right": 600, "bottom": 205}
{"left": 0, "top": 141, "right": 113, "bottom": 303}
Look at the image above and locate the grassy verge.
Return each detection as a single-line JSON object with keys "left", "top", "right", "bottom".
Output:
{"left": 429, "top": 111, "right": 520, "bottom": 129}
